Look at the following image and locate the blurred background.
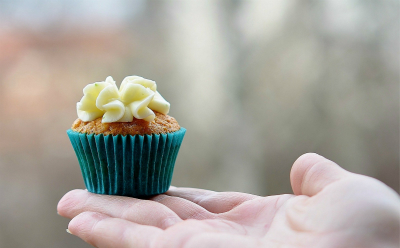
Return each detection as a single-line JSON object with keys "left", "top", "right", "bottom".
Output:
{"left": 0, "top": 0, "right": 398, "bottom": 247}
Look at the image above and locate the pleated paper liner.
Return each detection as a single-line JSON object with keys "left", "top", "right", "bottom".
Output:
{"left": 67, "top": 128, "right": 186, "bottom": 197}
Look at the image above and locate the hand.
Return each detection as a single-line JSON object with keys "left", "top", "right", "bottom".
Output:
{"left": 57, "top": 153, "right": 400, "bottom": 248}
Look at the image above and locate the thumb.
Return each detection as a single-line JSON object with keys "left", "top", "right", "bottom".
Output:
{"left": 290, "top": 153, "right": 350, "bottom": 196}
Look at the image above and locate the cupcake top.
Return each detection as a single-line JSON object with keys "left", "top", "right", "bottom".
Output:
{"left": 77, "top": 76, "right": 170, "bottom": 123}
{"left": 72, "top": 76, "right": 180, "bottom": 135}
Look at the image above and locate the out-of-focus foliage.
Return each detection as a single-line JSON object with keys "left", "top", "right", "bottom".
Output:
{"left": 0, "top": 1, "right": 398, "bottom": 247}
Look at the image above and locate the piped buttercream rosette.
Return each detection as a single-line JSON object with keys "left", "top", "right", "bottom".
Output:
{"left": 77, "top": 76, "right": 170, "bottom": 123}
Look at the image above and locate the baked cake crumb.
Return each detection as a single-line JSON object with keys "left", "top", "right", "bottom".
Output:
{"left": 72, "top": 112, "right": 180, "bottom": 136}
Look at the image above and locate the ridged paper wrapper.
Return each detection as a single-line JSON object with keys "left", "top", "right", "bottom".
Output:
{"left": 67, "top": 128, "right": 186, "bottom": 197}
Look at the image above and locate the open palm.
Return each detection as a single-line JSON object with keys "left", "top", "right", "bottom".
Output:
{"left": 58, "top": 153, "right": 400, "bottom": 248}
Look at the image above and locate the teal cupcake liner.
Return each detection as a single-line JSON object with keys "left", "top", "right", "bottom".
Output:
{"left": 67, "top": 128, "right": 186, "bottom": 197}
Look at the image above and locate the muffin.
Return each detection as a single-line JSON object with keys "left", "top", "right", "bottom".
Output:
{"left": 67, "top": 76, "right": 186, "bottom": 197}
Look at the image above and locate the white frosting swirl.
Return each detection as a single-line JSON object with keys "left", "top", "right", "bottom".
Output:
{"left": 77, "top": 76, "right": 170, "bottom": 123}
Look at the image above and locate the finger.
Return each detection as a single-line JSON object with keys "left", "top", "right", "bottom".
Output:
{"left": 68, "top": 211, "right": 162, "bottom": 248}
{"left": 166, "top": 187, "right": 259, "bottom": 213}
{"left": 58, "top": 189, "right": 181, "bottom": 229}
{"left": 151, "top": 194, "right": 215, "bottom": 220}
{"left": 290, "top": 153, "right": 349, "bottom": 196}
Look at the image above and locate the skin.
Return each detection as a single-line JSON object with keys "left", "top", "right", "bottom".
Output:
{"left": 57, "top": 153, "right": 400, "bottom": 248}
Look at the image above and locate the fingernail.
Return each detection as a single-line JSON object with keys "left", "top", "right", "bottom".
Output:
{"left": 169, "top": 186, "right": 177, "bottom": 190}
{"left": 66, "top": 229, "right": 73, "bottom": 235}
{"left": 84, "top": 189, "right": 88, "bottom": 191}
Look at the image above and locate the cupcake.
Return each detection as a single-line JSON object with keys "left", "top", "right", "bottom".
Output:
{"left": 67, "top": 76, "right": 186, "bottom": 197}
